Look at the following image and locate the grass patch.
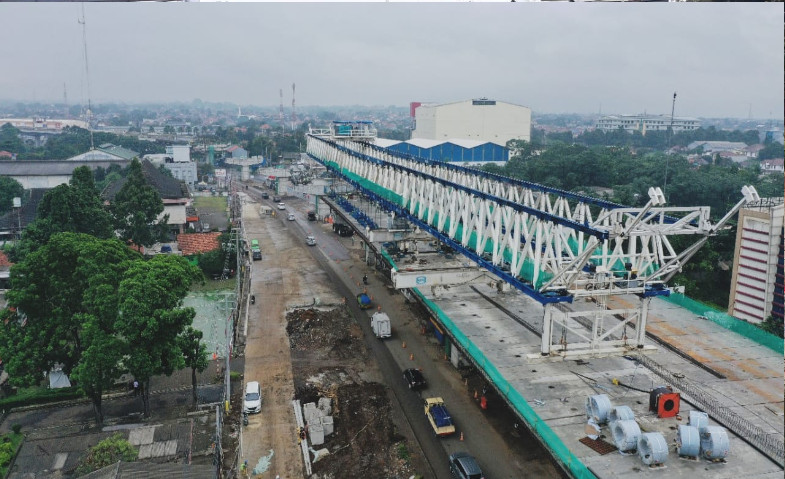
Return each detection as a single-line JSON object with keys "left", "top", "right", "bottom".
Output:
{"left": 396, "top": 442, "right": 410, "bottom": 461}
{"left": 193, "top": 196, "right": 228, "bottom": 210}
{"left": 190, "top": 277, "right": 236, "bottom": 293}
{"left": 0, "top": 386, "right": 84, "bottom": 410}
{"left": 0, "top": 432, "right": 24, "bottom": 475}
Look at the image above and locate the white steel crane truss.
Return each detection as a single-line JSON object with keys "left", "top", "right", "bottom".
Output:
{"left": 306, "top": 135, "right": 759, "bottom": 357}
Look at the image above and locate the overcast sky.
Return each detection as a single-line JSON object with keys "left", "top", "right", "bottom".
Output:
{"left": 0, "top": 3, "right": 781, "bottom": 119}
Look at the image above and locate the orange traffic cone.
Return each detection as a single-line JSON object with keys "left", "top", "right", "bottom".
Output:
{"left": 409, "top": 353, "right": 414, "bottom": 361}
{"left": 460, "top": 432, "right": 464, "bottom": 441}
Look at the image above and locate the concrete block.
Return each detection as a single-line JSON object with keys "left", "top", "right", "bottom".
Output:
{"left": 309, "top": 423, "right": 325, "bottom": 446}
{"left": 318, "top": 397, "right": 332, "bottom": 415}
{"left": 320, "top": 415, "right": 334, "bottom": 436}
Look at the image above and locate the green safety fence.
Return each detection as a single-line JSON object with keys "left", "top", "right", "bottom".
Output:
{"left": 377, "top": 249, "right": 594, "bottom": 478}
{"left": 662, "top": 294, "right": 783, "bottom": 353}
{"left": 412, "top": 288, "right": 597, "bottom": 479}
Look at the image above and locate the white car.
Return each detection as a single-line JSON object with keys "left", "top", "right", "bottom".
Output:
{"left": 287, "top": 213, "right": 295, "bottom": 221}
{"left": 243, "top": 381, "right": 262, "bottom": 414}
{"left": 305, "top": 235, "right": 317, "bottom": 246}
{"left": 277, "top": 203, "right": 286, "bottom": 210}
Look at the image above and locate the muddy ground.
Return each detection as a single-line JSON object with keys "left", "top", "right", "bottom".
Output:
{"left": 287, "top": 307, "right": 416, "bottom": 479}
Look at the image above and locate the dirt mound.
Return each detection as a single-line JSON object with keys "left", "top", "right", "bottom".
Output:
{"left": 310, "top": 383, "right": 412, "bottom": 479}
{"left": 286, "top": 307, "right": 365, "bottom": 359}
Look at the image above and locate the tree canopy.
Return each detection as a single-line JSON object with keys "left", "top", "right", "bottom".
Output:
{"left": 0, "top": 232, "right": 203, "bottom": 423}
{"left": 110, "top": 159, "right": 169, "bottom": 247}
{"left": 0, "top": 176, "right": 24, "bottom": 215}
{"left": 116, "top": 254, "right": 203, "bottom": 417}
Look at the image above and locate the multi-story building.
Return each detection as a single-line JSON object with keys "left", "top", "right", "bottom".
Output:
{"left": 728, "top": 198, "right": 784, "bottom": 323}
{"left": 411, "top": 99, "right": 531, "bottom": 146}
{"left": 595, "top": 114, "right": 700, "bottom": 134}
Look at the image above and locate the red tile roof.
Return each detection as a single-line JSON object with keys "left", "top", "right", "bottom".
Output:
{"left": 177, "top": 232, "right": 222, "bottom": 256}
{"left": 226, "top": 145, "right": 240, "bottom": 152}
{"left": 0, "top": 250, "right": 12, "bottom": 268}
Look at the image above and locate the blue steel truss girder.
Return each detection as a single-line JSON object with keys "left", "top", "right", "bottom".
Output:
{"left": 309, "top": 152, "right": 569, "bottom": 304}
{"left": 306, "top": 134, "right": 752, "bottom": 299}
{"left": 316, "top": 136, "right": 607, "bottom": 240}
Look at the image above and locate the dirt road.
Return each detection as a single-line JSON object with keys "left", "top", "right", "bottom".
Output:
{"left": 241, "top": 193, "right": 340, "bottom": 478}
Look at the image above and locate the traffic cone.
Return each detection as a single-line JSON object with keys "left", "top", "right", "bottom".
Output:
{"left": 409, "top": 353, "right": 414, "bottom": 361}
{"left": 460, "top": 432, "right": 464, "bottom": 441}
{"left": 402, "top": 341, "right": 407, "bottom": 349}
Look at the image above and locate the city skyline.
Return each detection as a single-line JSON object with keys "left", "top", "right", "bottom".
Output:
{"left": 0, "top": 3, "right": 782, "bottom": 119}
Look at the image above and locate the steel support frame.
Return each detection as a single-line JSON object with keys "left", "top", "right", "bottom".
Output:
{"left": 539, "top": 296, "right": 655, "bottom": 358}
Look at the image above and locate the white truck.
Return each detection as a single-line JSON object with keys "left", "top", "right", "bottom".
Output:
{"left": 370, "top": 311, "right": 391, "bottom": 339}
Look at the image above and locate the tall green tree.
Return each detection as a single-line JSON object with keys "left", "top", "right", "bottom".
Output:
{"left": 0, "top": 176, "right": 24, "bottom": 215}
{"left": 116, "top": 255, "right": 202, "bottom": 417}
{"left": 1, "top": 234, "right": 138, "bottom": 424}
{"left": 178, "top": 327, "right": 209, "bottom": 408}
{"left": 0, "top": 123, "right": 24, "bottom": 154}
{"left": 12, "top": 167, "right": 113, "bottom": 261}
{"left": 110, "top": 159, "right": 169, "bottom": 247}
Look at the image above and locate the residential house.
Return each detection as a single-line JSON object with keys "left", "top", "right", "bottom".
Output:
{"left": 687, "top": 141, "right": 748, "bottom": 154}
{"left": 176, "top": 232, "right": 222, "bottom": 257}
{"left": 760, "top": 158, "right": 784, "bottom": 174}
{"left": 66, "top": 143, "right": 139, "bottom": 162}
{"left": 744, "top": 144, "right": 765, "bottom": 159}
{"left": 226, "top": 145, "right": 248, "bottom": 159}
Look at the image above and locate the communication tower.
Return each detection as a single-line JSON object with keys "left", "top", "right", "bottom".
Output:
{"left": 291, "top": 83, "right": 296, "bottom": 130}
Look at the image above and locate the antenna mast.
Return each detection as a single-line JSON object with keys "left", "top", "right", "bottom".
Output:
{"left": 291, "top": 83, "right": 296, "bottom": 130}
{"left": 79, "top": 4, "right": 94, "bottom": 150}
{"left": 63, "top": 83, "right": 68, "bottom": 119}
{"left": 279, "top": 88, "right": 285, "bottom": 133}
{"left": 664, "top": 92, "right": 677, "bottom": 197}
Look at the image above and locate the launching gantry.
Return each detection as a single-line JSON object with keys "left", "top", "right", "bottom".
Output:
{"left": 306, "top": 127, "right": 761, "bottom": 359}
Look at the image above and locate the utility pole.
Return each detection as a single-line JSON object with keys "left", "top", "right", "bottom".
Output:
{"left": 664, "top": 92, "right": 677, "bottom": 198}
{"left": 291, "top": 83, "right": 296, "bottom": 131}
{"left": 279, "top": 88, "right": 285, "bottom": 134}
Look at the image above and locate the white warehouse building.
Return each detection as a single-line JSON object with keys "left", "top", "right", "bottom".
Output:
{"left": 411, "top": 99, "right": 531, "bottom": 146}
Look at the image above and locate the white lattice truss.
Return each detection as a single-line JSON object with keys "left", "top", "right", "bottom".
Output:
{"left": 307, "top": 135, "right": 757, "bottom": 298}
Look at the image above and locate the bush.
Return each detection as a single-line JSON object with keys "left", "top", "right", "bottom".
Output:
{"left": 10, "top": 425, "right": 20, "bottom": 435}
{"left": 229, "top": 371, "right": 242, "bottom": 381}
{"left": 75, "top": 433, "right": 137, "bottom": 476}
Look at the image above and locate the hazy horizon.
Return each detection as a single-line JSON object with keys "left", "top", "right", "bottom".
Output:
{"left": 0, "top": 3, "right": 782, "bottom": 120}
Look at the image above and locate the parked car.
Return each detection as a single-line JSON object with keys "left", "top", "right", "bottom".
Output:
{"left": 333, "top": 224, "right": 353, "bottom": 237}
{"left": 277, "top": 203, "right": 286, "bottom": 210}
{"left": 243, "top": 381, "right": 262, "bottom": 414}
{"left": 448, "top": 452, "right": 484, "bottom": 479}
{"left": 261, "top": 192, "right": 269, "bottom": 199}
{"left": 305, "top": 235, "right": 317, "bottom": 246}
{"left": 403, "top": 368, "right": 426, "bottom": 390}
{"left": 287, "top": 213, "right": 296, "bottom": 221}
{"left": 272, "top": 196, "right": 281, "bottom": 202}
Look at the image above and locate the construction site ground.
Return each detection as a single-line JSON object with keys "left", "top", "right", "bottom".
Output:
{"left": 237, "top": 185, "right": 565, "bottom": 479}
